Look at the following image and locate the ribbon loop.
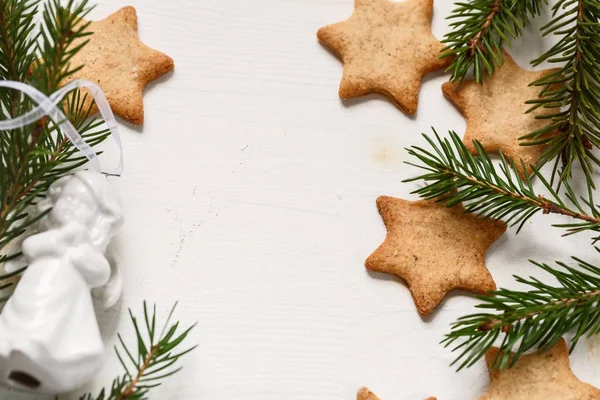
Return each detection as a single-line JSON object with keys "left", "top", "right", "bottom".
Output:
{"left": 0, "top": 80, "right": 123, "bottom": 176}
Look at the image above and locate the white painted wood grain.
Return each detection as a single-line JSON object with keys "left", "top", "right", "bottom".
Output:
{"left": 3, "top": 1, "right": 600, "bottom": 399}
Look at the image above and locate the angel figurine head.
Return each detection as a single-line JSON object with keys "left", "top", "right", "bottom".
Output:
{"left": 39, "top": 170, "right": 124, "bottom": 250}
{"left": 0, "top": 171, "right": 124, "bottom": 394}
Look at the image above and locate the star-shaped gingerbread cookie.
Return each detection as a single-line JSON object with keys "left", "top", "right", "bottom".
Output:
{"left": 317, "top": 0, "right": 450, "bottom": 114}
{"left": 358, "top": 387, "right": 380, "bottom": 400}
{"left": 62, "top": 6, "right": 174, "bottom": 125}
{"left": 481, "top": 338, "right": 600, "bottom": 399}
{"left": 365, "top": 196, "right": 506, "bottom": 316}
{"left": 357, "top": 388, "right": 437, "bottom": 400}
{"left": 442, "top": 50, "right": 561, "bottom": 177}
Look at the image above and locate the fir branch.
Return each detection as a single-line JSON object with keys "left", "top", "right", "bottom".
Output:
{"left": 79, "top": 302, "right": 197, "bottom": 400}
{"left": 0, "top": 0, "right": 39, "bottom": 116}
{"left": 0, "top": 0, "right": 109, "bottom": 296}
{"left": 442, "top": 255, "right": 600, "bottom": 370}
{"left": 441, "top": 0, "right": 547, "bottom": 83}
{"left": 32, "top": 0, "right": 94, "bottom": 94}
{"left": 404, "top": 130, "right": 600, "bottom": 239}
{"left": 523, "top": 0, "right": 600, "bottom": 187}
{"left": 406, "top": 129, "right": 600, "bottom": 370}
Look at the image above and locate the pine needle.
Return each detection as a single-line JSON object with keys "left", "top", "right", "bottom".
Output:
{"left": 0, "top": 0, "right": 110, "bottom": 298}
{"left": 407, "top": 129, "right": 600, "bottom": 370}
{"left": 443, "top": 257, "right": 600, "bottom": 370}
{"left": 78, "top": 302, "right": 197, "bottom": 400}
{"left": 405, "top": 129, "right": 600, "bottom": 240}
{"left": 441, "top": 0, "right": 547, "bottom": 83}
{"left": 523, "top": 0, "right": 600, "bottom": 188}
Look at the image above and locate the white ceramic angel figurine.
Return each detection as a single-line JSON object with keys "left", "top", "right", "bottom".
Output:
{"left": 0, "top": 170, "right": 124, "bottom": 394}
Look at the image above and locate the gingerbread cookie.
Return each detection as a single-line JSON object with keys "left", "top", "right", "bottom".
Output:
{"left": 317, "top": 0, "right": 450, "bottom": 114}
{"left": 365, "top": 196, "right": 505, "bottom": 316}
{"left": 357, "top": 387, "right": 380, "bottom": 400}
{"left": 442, "top": 50, "right": 561, "bottom": 177}
{"left": 481, "top": 338, "right": 600, "bottom": 399}
{"left": 357, "top": 388, "right": 436, "bottom": 400}
{"left": 62, "top": 6, "right": 174, "bottom": 125}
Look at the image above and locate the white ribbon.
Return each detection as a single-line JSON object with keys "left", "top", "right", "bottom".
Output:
{"left": 0, "top": 80, "right": 125, "bottom": 309}
{"left": 0, "top": 79, "right": 123, "bottom": 176}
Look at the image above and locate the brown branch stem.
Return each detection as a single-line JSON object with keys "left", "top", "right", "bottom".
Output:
{"left": 478, "top": 289, "right": 600, "bottom": 331}
{"left": 441, "top": 167, "right": 600, "bottom": 226}
{"left": 467, "top": 0, "right": 504, "bottom": 59}
{"left": 540, "top": 196, "right": 600, "bottom": 224}
{"left": 558, "top": 0, "right": 587, "bottom": 166}
{"left": 116, "top": 345, "right": 158, "bottom": 400}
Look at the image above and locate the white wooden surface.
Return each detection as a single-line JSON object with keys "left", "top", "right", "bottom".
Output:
{"left": 4, "top": 0, "right": 600, "bottom": 399}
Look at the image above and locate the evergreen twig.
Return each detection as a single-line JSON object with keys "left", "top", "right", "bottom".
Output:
{"left": 406, "top": 129, "right": 600, "bottom": 370}
{"left": 0, "top": 1, "right": 193, "bottom": 396}
{"left": 442, "top": 256, "right": 600, "bottom": 371}
{"left": 78, "top": 302, "right": 197, "bottom": 400}
{"left": 404, "top": 130, "right": 600, "bottom": 240}
{"left": 441, "top": 0, "right": 547, "bottom": 83}
{"left": 0, "top": 0, "right": 109, "bottom": 297}
{"left": 523, "top": 0, "right": 600, "bottom": 187}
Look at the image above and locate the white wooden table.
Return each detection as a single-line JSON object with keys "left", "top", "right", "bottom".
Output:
{"left": 4, "top": 0, "right": 600, "bottom": 399}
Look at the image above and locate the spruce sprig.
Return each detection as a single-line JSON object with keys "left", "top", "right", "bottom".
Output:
{"left": 0, "top": 0, "right": 109, "bottom": 295}
{"left": 404, "top": 130, "right": 600, "bottom": 239}
{"left": 406, "top": 129, "right": 600, "bottom": 370}
{"left": 523, "top": 0, "right": 600, "bottom": 187}
{"left": 78, "top": 302, "right": 197, "bottom": 400}
{"left": 441, "top": 0, "right": 547, "bottom": 83}
{"left": 0, "top": 3, "right": 194, "bottom": 395}
{"left": 0, "top": 0, "right": 38, "bottom": 108}
{"left": 442, "top": 256, "right": 600, "bottom": 371}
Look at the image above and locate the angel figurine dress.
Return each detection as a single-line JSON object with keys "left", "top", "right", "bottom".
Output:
{"left": 0, "top": 171, "right": 124, "bottom": 393}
